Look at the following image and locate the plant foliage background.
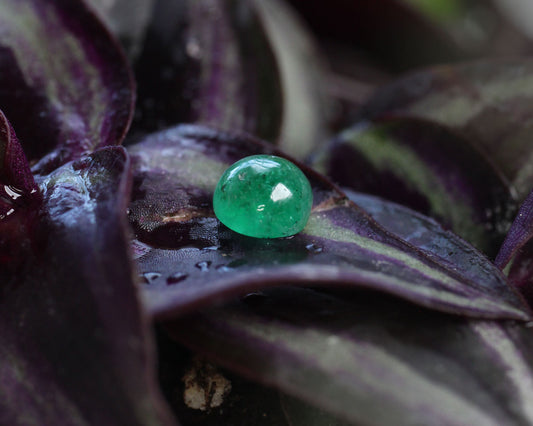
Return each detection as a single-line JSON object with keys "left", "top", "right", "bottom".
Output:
{"left": 4, "top": 0, "right": 533, "bottom": 425}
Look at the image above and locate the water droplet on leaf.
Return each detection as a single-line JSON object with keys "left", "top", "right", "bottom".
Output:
{"left": 195, "top": 261, "right": 211, "bottom": 272}
{"left": 140, "top": 272, "right": 161, "bottom": 284}
{"left": 167, "top": 272, "right": 188, "bottom": 285}
{"left": 306, "top": 243, "right": 323, "bottom": 254}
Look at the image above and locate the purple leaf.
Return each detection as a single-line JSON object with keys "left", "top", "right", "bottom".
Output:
{"left": 0, "top": 109, "right": 37, "bottom": 193}
{"left": 0, "top": 0, "right": 135, "bottom": 175}
{"left": 315, "top": 117, "right": 515, "bottom": 256}
{"left": 133, "top": 0, "right": 282, "bottom": 142}
{"left": 347, "top": 190, "right": 522, "bottom": 305}
{"left": 496, "top": 190, "right": 533, "bottom": 306}
{"left": 127, "top": 125, "right": 529, "bottom": 320}
{"left": 358, "top": 58, "right": 533, "bottom": 199}
{"left": 165, "top": 287, "right": 533, "bottom": 426}
{"left": 0, "top": 109, "right": 41, "bottom": 265}
{"left": 0, "top": 148, "right": 175, "bottom": 426}
{"left": 132, "top": 0, "right": 329, "bottom": 158}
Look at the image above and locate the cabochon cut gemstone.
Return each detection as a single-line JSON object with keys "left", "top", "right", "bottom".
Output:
{"left": 213, "top": 155, "right": 313, "bottom": 238}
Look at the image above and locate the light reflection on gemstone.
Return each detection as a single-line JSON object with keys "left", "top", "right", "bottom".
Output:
{"left": 270, "top": 183, "right": 292, "bottom": 202}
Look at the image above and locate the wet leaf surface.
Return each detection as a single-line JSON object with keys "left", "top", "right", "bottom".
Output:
{"left": 315, "top": 117, "right": 515, "bottom": 255}
{"left": 346, "top": 190, "right": 519, "bottom": 304}
{"left": 128, "top": 125, "right": 529, "bottom": 320}
{"left": 0, "top": 109, "right": 41, "bottom": 265}
{"left": 0, "top": 0, "right": 134, "bottom": 175}
{"left": 0, "top": 148, "right": 174, "bottom": 426}
{"left": 166, "top": 287, "right": 533, "bottom": 426}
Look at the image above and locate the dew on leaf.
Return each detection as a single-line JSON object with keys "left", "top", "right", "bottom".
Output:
{"left": 139, "top": 272, "right": 161, "bottom": 284}
{"left": 195, "top": 261, "right": 212, "bottom": 272}
{"left": 166, "top": 272, "right": 188, "bottom": 285}
{"left": 305, "top": 243, "right": 323, "bottom": 254}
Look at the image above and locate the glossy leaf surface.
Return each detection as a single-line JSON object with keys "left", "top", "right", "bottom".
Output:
{"left": 0, "top": 0, "right": 134, "bottom": 175}
{"left": 316, "top": 118, "right": 514, "bottom": 255}
{"left": 128, "top": 125, "right": 529, "bottom": 320}
{"left": 166, "top": 288, "right": 533, "bottom": 426}
{"left": 0, "top": 109, "right": 41, "bottom": 266}
{"left": 358, "top": 59, "right": 533, "bottom": 199}
{"left": 0, "top": 148, "right": 174, "bottom": 426}
{"left": 347, "top": 190, "right": 516, "bottom": 300}
{"left": 0, "top": 109, "right": 40, "bottom": 217}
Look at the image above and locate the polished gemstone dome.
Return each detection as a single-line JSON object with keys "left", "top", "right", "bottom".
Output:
{"left": 213, "top": 155, "right": 313, "bottom": 238}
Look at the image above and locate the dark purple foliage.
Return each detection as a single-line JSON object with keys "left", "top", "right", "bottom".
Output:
{"left": 0, "top": 109, "right": 41, "bottom": 265}
{"left": 0, "top": 148, "right": 174, "bottom": 425}
{"left": 167, "top": 287, "right": 533, "bottom": 425}
{"left": 496, "top": 190, "right": 533, "bottom": 306}
{"left": 4, "top": 0, "right": 533, "bottom": 425}
{"left": 0, "top": 0, "right": 134, "bottom": 175}
{"left": 316, "top": 117, "right": 515, "bottom": 255}
{"left": 132, "top": 0, "right": 282, "bottom": 141}
{"left": 357, "top": 59, "right": 533, "bottom": 200}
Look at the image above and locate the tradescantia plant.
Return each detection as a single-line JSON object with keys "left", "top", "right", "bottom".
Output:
{"left": 5, "top": 0, "right": 533, "bottom": 425}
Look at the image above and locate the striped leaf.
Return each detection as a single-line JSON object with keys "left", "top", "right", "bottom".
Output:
{"left": 358, "top": 58, "right": 533, "bottom": 199}
{"left": 166, "top": 287, "right": 533, "bottom": 426}
{"left": 133, "top": 0, "right": 282, "bottom": 142}
{"left": 132, "top": 0, "right": 328, "bottom": 158}
{"left": 496, "top": 190, "right": 533, "bottom": 307}
{"left": 0, "top": 109, "right": 41, "bottom": 265}
{"left": 314, "top": 117, "right": 515, "bottom": 256}
{"left": 128, "top": 125, "right": 529, "bottom": 320}
{"left": 0, "top": 149, "right": 175, "bottom": 426}
{"left": 347, "top": 190, "right": 516, "bottom": 298}
{"left": 0, "top": 0, "right": 134, "bottom": 175}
